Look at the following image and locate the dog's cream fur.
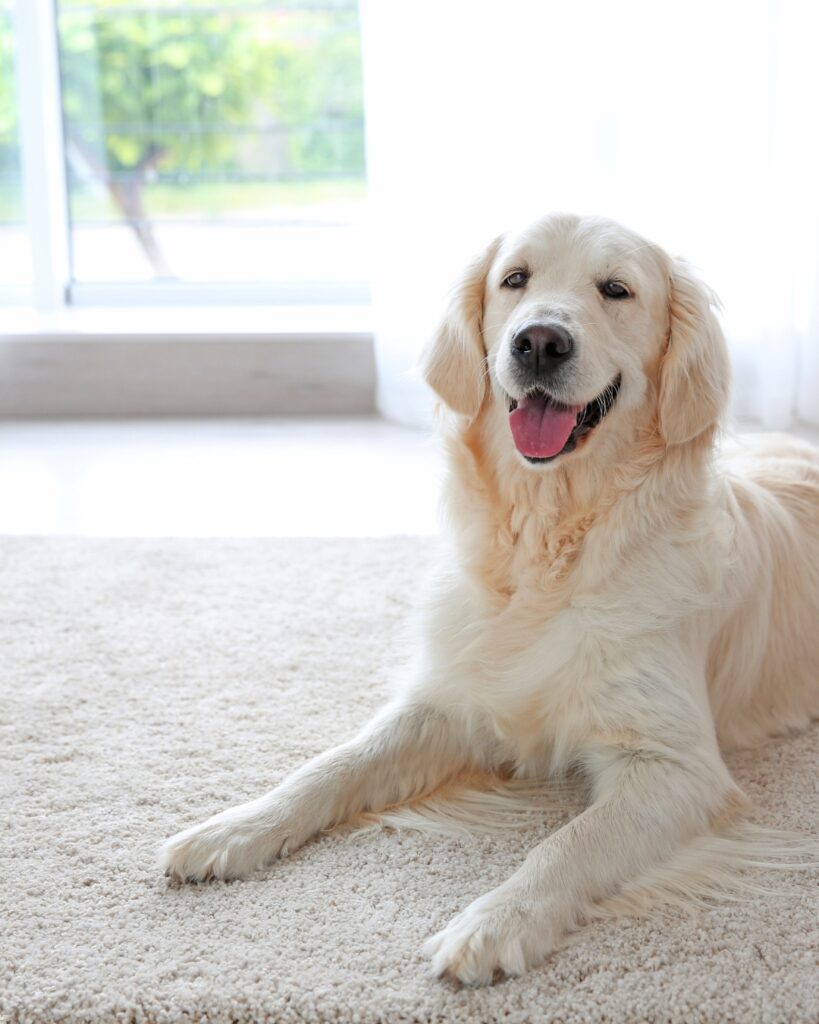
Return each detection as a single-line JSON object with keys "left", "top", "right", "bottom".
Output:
{"left": 160, "top": 214, "right": 819, "bottom": 986}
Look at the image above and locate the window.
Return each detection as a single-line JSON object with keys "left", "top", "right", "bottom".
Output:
{"left": 10, "top": 0, "right": 367, "bottom": 305}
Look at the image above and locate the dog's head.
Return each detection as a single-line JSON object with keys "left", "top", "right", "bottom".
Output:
{"left": 422, "top": 214, "right": 730, "bottom": 468}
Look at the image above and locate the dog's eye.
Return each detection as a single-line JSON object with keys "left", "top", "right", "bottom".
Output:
{"left": 502, "top": 270, "right": 529, "bottom": 289}
{"left": 599, "top": 280, "right": 631, "bottom": 299}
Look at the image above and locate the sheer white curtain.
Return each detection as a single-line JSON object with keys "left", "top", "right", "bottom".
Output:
{"left": 360, "top": 0, "right": 819, "bottom": 430}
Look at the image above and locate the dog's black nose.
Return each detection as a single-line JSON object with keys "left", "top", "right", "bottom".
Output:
{"left": 510, "top": 323, "right": 574, "bottom": 377}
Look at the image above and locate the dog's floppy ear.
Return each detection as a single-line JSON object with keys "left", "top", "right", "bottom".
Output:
{"left": 658, "top": 258, "right": 731, "bottom": 445}
{"left": 421, "top": 237, "right": 502, "bottom": 418}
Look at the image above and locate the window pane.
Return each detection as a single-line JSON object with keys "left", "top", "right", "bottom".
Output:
{"left": 0, "top": 0, "right": 30, "bottom": 298}
{"left": 56, "top": 0, "right": 366, "bottom": 287}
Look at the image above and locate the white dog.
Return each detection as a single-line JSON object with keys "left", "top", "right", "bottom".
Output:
{"left": 160, "top": 214, "right": 819, "bottom": 986}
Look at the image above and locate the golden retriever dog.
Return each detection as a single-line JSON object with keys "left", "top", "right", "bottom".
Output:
{"left": 160, "top": 213, "right": 819, "bottom": 986}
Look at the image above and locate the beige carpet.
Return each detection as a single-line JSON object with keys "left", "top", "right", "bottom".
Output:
{"left": 1, "top": 537, "right": 817, "bottom": 1024}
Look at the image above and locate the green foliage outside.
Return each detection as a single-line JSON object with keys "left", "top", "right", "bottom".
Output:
{"left": 58, "top": 2, "right": 365, "bottom": 184}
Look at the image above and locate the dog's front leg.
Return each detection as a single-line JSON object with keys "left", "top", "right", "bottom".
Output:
{"left": 425, "top": 735, "right": 741, "bottom": 985}
{"left": 159, "top": 700, "right": 468, "bottom": 881}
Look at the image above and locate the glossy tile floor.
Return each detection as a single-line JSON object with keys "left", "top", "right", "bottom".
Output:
{"left": 0, "top": 418, "right": 443, "bottom": 536}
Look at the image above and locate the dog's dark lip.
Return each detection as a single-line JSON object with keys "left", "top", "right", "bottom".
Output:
{"left": 507, "top": 374, "right": 622, "bottom": 464}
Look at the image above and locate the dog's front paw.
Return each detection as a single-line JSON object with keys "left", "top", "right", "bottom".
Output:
{"left": 424, "top": 887, "right": 557, "bottom": 986}
{"left": 158, "top": 801, "right": 297, "bottom": 882}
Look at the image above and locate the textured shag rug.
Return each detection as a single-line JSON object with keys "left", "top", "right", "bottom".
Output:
{"left": 1, "top": 537, "right": 817, "bottom": 1024}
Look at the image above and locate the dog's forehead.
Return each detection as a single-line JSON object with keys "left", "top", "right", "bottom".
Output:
{"left": 496, "top": 215, "right": 666, "bottom": 281}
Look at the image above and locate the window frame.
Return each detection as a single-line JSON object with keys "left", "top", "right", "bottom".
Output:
{"left": 13, "top": 0, "right": 71, "bottom": 310}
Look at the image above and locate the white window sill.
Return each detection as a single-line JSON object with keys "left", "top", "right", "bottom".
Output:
{"left": 0, "top": 305, "right": 376, "bottom": 417}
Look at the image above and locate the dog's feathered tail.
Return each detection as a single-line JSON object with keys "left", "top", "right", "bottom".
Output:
{"left": 592, "top": 821, "right": 819, "bottom": 919}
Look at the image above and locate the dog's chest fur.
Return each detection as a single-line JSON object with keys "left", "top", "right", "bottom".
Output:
{"left": 425, "top": 505, "right": 627, "bottom": 774}
{"left": 423, "top": 431, "right": 724, "bottom": 775}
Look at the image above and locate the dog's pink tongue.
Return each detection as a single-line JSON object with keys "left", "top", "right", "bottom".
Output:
{"left": 509, "top": 393, "right": 579, "bottom": 458}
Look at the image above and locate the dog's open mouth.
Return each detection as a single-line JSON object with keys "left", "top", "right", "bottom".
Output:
{"left": 507, "top": 374, "right": 622, "bottom": 463}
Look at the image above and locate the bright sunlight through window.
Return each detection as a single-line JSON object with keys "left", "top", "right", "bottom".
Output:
{"left": 53, "top": 0, "right": 366, "bottom": 288}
